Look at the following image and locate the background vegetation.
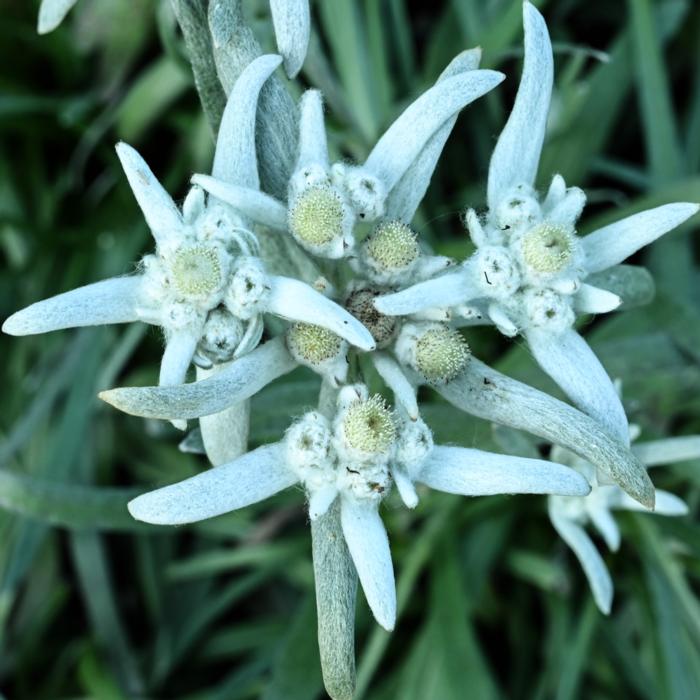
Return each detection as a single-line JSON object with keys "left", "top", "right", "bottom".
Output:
{"left": 1, "top": 0, "right": 699, "bottom": 697}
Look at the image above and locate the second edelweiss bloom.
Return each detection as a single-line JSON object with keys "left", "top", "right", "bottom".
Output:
{"left": 374, "top": 2, "right": 699, "bottom": 446}
{"left": 3, "top": 56, "right": 374, "bottom": 397}
{"left": 127, "top": 384, "right": 590, "bottom": 631}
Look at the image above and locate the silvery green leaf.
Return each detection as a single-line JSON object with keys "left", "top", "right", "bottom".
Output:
{"left": 582, "top": 202, "right": 700, "bottom": 274}
{"left": 3, "top": 276, "right": 147, "bottom": 336}
{"left": 37, "top": 0, "right": 78, "bottom": 34}
{"left": 270, "top": 0, "right": 310, "bottom": 79}
{"left": 159, "top": 328, "right": 201, "bottom": 387}
{"left": 196, "top": 365, "right": 249, "bottom": 466}
{"left": 633, "top": 436, "right": 700, "bottom": 467}
{"left": 418, "top": 446, "right": 590, "bottom": 496}
{"left": 297, "top": 89, "right": 329, "bottom": 170}
{"left": 100, "top": 336, "right": 297, "bottom": 419}
{"left": 585, "top": 265, "right": 655, "bottom": 310}
{"left": 208, "top": 0, "right": 298, "bottom": 200}
{"left": 170, "top": 0, "right": 227, "bottom": 133}
{"left": 487, "top": 2, "right": 553, "bottom": 209}
{"left": 128, "top": 443, "right": 296, "bottom": 525}
{"left": 340, "top": 497, "right": 396, "bottom": 631}
{"left": 115, "top": 143, "right": 184, "bottom": 246}
{"left": 588, "top": 503, "right": 621, "bottom": 551}
{"left": 526, "top": 328, "right": 630, "bottom": 446}
{"left": 311, "top": 500, "right": 357, "bottom": 700}
{"left": 386, "top": 48, "right": 482, "bottom": 223}
{"left": 191, "top": 175, "right": 288, "bottom": 229}
{"left": 370, "top": 352, "right": 418, "bottom": 420}
{"left": 211, "top": 54, "right": 283, "bottom": 189}
{"left": 549, "top": 501, "right": 613, "bottom": 614}
{"left": 364, "top": 69, "right": 505, "bottom": 192}
{"left": 573, "top": 284, "right": 622, "bottom": 314}
{"left": 430, "top": 359, "right": 655, "bottom": 508}
{"left": 268, "top": 276, "right": 376, "bottom": 351}
{"left": 374, "top": 269, "right": 477, "bottom": 316}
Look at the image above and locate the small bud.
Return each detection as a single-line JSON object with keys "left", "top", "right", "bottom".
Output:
{"left": 345, "top": 287, "right": 397, "bottom": 347}
{"left": 288, "top": 184, "right": 353, "bottom": 258}
{"left": 168, "top": 244, "right": 227, "bottom": 301}
{"left": 224, "top": 256, "right": 270, "bottom": 320}
{"left": 361, "top": 220, "right": 420, "bottom": 284}
{"left": 493, "top": 184, "right": 541, "bottom": 231}
{"left": 286, "top": 322, "right": 349, "bottom": 384}
{"left": 395, "top": 417, "right": 434, "bottom": 478}
{"left": 522, "top": 288, "right": 574, "bottom": 332}
{"left": 285, "top": 412, "right": 335, "bottom": 488}
{"left": 197, "top": 308, "right": 245, "bottom": 364}
{"left": 473, "top": 246, "right": 521, "bottom": 300}
{"left": 396, "top": 322, "right": 470, "bottom": 385}
{"left": 163, "top": 300, "right": 205, "bottom": 332}
{"left": 519, "top": 222, "right": 574, "bottom": 275}
{"left": 331, "top": 163, "right": 386, "bottom": 221}
{"left": 334, "top": 393, "right": 396, "bottom": 463}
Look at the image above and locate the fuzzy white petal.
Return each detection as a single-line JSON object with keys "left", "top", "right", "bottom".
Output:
{"left": 128, "top": 443, "right": 296, "bottom": 524}
{"left": 391, "top": 467, "right": 419, "bottom": 509}
{"left": 429, "top": 358, "right": 655, "bottom": 509}
{"left": 487, "top": 2, "right": 553, "bottom": 209}
{"left": 100, "top": 336, "right": 297, "bottom": 419}
{"left": 37, "top": 0, "right": 78, "bottom": 34}
{"left": 549, "top": 504, "right": 613, "bottom": 614}
{"left": 588, "top": 504, "right": 621, "bottom": 552}
{"left": 270, "top": 0, "right": 310, "bottom": 78}
{"left": 308, "top": 486, "right": 339, "bottom": 520}
{"left": 526, "top": 328, "right": 630, "bottom": 447}
{"left": 374, "top": 270, "right": 476, "bottom": 317}
{"left": 365, "top": 69, "right": 504, "bottom": 191}
{"left": 115, "top": 143, "right": 183, "bottom": 245}
{"left": 615, "top": 489, "right": 687, "bottom": 516}
{"left": 547, "top": 187, "right": 586, "bottom": 225}
{"left": 296, "top": 89, "right": 329, "bottom": 170}
{"left": 418, "top": 446, "right": 590, "bottom": 496}
{"left": 3, "top": 276, "right": 147, "bottom": 336}
{"left": 267, "top": 276, "right": 375, "bottom": 351}
{"left": 582, "top": 203, "right": 700, "bottom": 274}
{"left": 385, "top": 48, "right": 482, "bottom": 223}
{"left": 574, "top": 284, "right": 621, "bottom": 314}
{"left": 159, "top": 329, "right": 200, "bottom": 387}
{"left": 370, "top": 352, "right": 418, "bottom": 420}
{"left": 191, "top": 175, "right": 287, "bottom": 229}
{"left": 634, "top": 436, "right": 700, "bottom": 467}
{"left": 211, "top": 54, "right": 283, "bottom": 188}
{"left": 340, "top": 498, "right": 396, "bottom": 631}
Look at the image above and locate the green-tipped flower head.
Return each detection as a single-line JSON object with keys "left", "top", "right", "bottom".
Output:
{"left": 521, "top": 222, "right": 573, "bottom": 274}
{"left": 170, "top": 244, "right": 225, "bottom": 300}
{"left": 342, "top": 394, "right": 396, "bottom": 457}
{"left": 287, "top": 322, "right": 343, "bottom": 364}
{"left": 397, "top": 322, "right": 470, "bottom": 384}
{"left": 362, "top": 220, "right": 420, "bottom": 283}
{"left": 289, "top": 185, "right": 351, "bottom": 257}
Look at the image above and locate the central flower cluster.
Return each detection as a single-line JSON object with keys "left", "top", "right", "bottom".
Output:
{"left": 283, "top": 386, "right": 432, "bottom": 513}
{"left": 462, "top": 179, "right": 588, "bottom": 335}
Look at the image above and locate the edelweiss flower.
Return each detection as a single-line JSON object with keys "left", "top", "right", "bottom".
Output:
{"left": 549, "top": 430, "right": 700, "bottom": 614}
{"left": 373, "top": 2, "right": 699, "bottom": 446}
{"left": 38, "top": 0, "right": 310, "bottom": 78}
{"left": 127, "top": 384, "right": 591, "bottom": 630}
{"left": 3, "top": 56, "right": 374, "bottom": 396}
{"left": 97, "top": 46, "right": 655, "bottom": 511}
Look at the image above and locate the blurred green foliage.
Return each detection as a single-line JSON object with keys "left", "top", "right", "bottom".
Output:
{"left": 1, "top": 0, "right": 699, "bottom": 698}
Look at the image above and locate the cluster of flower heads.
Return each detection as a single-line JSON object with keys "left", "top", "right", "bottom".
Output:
{"left": 8, "top": 2, "right": 700, "bottom": 692}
